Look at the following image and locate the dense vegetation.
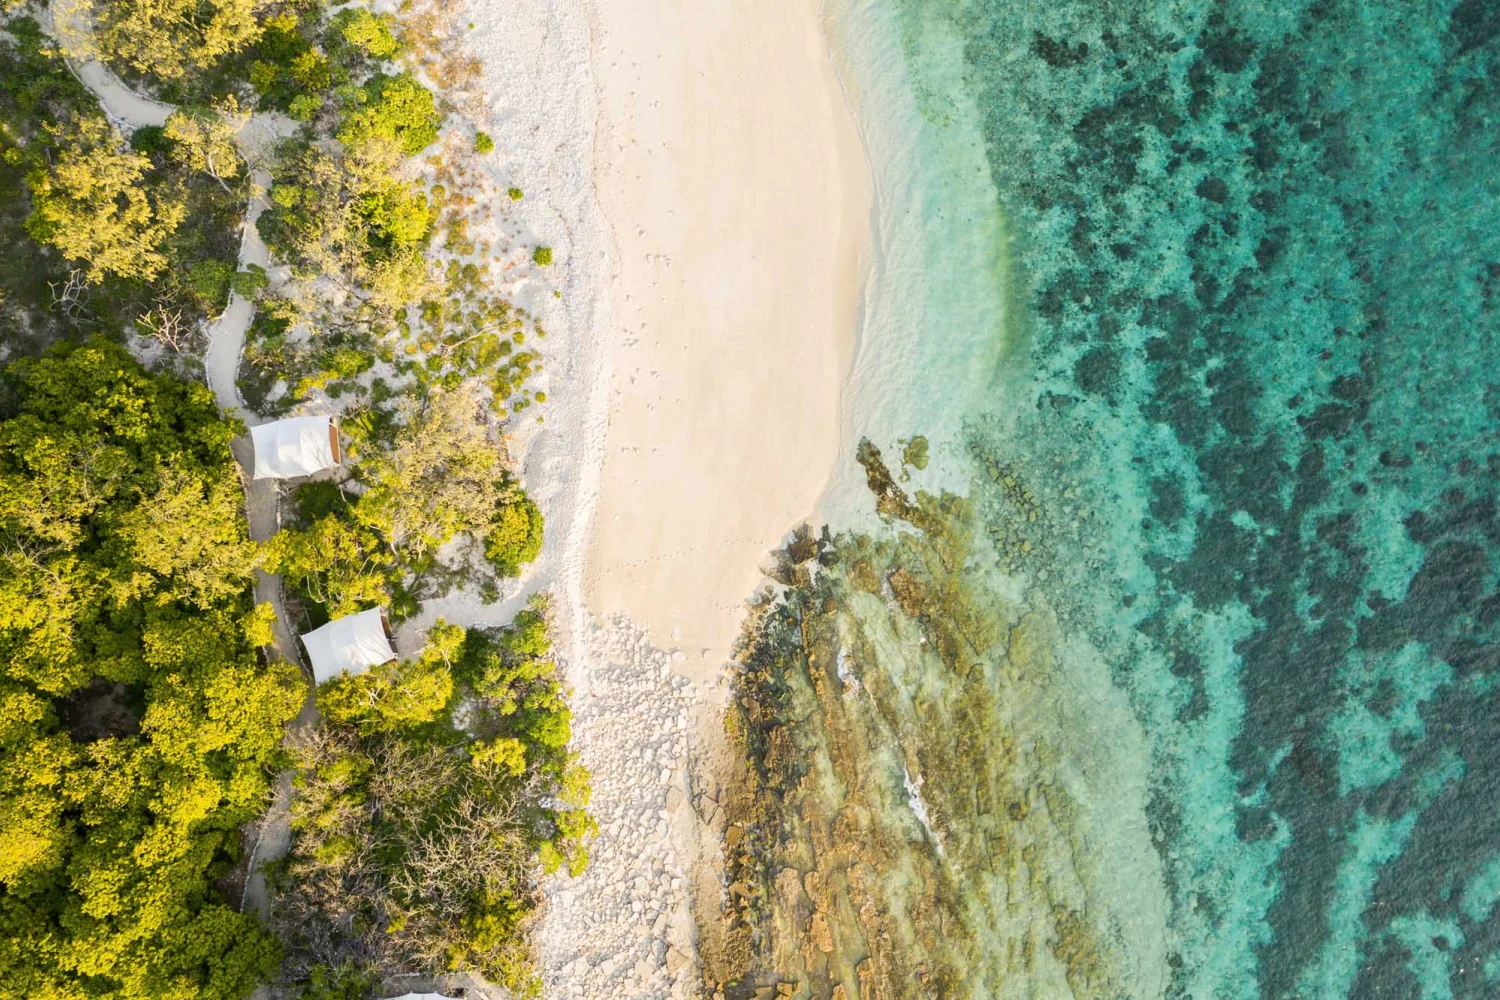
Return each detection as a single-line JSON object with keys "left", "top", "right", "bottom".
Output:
{"left": 0, "top": 340, "right": 304, "bottom": 997}
{"left": 275, "top": 605, "right": 593, "bottom": 995}
{"left": 0, "top": 17, "right": 244, "bottom": 356}
{"left": 265, "top": 384, "right": 545, "bottom": 628}
{"left": 0, "top": 0, "right": 580, "bottom": 997}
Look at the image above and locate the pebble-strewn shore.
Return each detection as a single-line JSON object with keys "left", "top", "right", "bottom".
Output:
{"left": 538, "top": 619, "right": 707, "bottom": 1000}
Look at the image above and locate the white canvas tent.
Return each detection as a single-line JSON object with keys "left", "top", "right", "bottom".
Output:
{"left": 301, "top": 608, "right": 397, "bottom": 683}
{"left": 250, "top": 415, "right": 340, "bottom": 480}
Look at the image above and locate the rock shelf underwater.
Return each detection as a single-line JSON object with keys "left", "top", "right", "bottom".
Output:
{"left": 716, "top": 1, "right": 1500, "bottom": 999}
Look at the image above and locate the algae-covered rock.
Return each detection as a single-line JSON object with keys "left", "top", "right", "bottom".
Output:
{"left": 711, "top": 437, "right": 1167, "bottom": 1000}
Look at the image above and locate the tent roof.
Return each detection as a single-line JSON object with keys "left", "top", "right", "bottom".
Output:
{"left": 301, "top": 608, "right": 397, "bottom": 683}
{"left": 250, "top": 415, "right": 338, "bottom": 479}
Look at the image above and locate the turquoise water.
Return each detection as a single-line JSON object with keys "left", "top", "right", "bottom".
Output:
{"left": 740, "top": 0, "right": 1500, "bottom": 997}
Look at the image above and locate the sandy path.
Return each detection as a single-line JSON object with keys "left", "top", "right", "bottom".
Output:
{"left": 583, "top": 0, "right": 870, "bottom": 679}
{"left": 47, "top": 0, "right": 174, "bottom": 128}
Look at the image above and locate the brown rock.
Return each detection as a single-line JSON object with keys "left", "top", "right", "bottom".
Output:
{"left": 856, "top": 958, "right": 876, "bottom": 1000}
{"left": 810, "top": 911, "right": 833, "bottom": 953}
{"left": 775, "top": 867, "right": 805, "bottom": 913}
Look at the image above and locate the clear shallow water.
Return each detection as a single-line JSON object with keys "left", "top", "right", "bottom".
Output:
{"left": 729, "top": 1, "right": 1500, "bottom": 998}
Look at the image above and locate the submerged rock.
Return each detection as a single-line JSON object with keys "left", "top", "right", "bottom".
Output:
{"left": 710, "top": 449, "right": 1168, "bottom": 1000}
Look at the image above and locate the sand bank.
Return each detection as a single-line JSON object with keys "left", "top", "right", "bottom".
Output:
{"left": 584, "top": 0, "right": 870, "bottom": 678}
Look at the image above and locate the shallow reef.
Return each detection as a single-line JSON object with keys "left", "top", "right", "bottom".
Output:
{"left": 717, "top": 446, "right": 1165, "bottom": 1000}
{"left": 721, "top": 0, "right": 1500, "bottom": 997}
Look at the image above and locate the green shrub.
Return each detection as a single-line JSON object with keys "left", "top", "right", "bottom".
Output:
{"left": 356, "top": 179, "right": 433, "bottom": 249}
{"left": 531, "top": 246, "right": 552, "bottom": 266}
{"left": 188, "top": 257, "right": 235, "bottom": 305}
{"left": 317, "top": 623, "right": 461, "bottom": 732}
{"left": 485, "top": 491, "right": 543, "bottom": 577}
{"left": 288, "top": 92, "right": 322, "bottom": 121}
{"left": 507, "top": 186, "right": 523, "bottom": 200}
{"left": 230, "top": 263, "right": 269, "bottom": 298}
{"left": 474, "top": 131, "right": 494, "bottom": 153}
{"left": 338, "top": 73, "right": 442, "bottom": 156}
{"left": 129, "top": 124, "right": 170, "bottom": 154}
{"left": 247, "top": 13, "right": 331, "bottom": 113}
{"left": 296, "top": 963, "right": 379, "bottom": 1000}
{"left": 331, "top": 8, "right": 401, "bottom": 61}
{"left": 292, "top": 480, "right": 349, "bottom": 523}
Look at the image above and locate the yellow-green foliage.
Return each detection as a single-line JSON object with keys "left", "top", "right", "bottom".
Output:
{"left": 279, "top": 605, "right": 592, "bottom": 992}
{"left": 89, "top": 0, "right": 264, "bottom": 82}
{"left": 332, "top": 8, "right": 401, "bottom": 60}
{"left": 0, "top": 340, "right": 303, "bottom": 999}
{"left": 264, "top": 391, "right": 546, "bottom": 622}
{"left": 317, "top": 622, "right": 462, "bottom": 732}
{"left": 261, "top": 508, "right": 398, "bottom": 619}
{"left": 163, "top": 98, "right": 248, "bottom": 189}
{"left": 471, "top": 736, "right": 528, "bottom": 778}
{"left": 338, "top": 73, "right": 442, "bottom": 157}
{"left": 485, "top": 491, "right": 543, "bottom": 578}
{"left": 351, "top": 385, "right": 511, "bottom": 561}
{"left": 248, "top": 11, "right": 331, "bottom": 114}
{"left": 356, "top": 177, "right": 434, "bottom": 249}
{"left": 25, "top": 114, "right": 186, "bottom": 283}
{"left": 260, "top": 137, "right": 436, "bottom": 308}
{"left": 461, "top": 603, "right": 593, "bottom": 877}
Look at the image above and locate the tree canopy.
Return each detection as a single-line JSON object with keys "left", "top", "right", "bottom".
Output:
{"left": 330, "top": 8, "right": 401, "bottom": 61}
{"left": 88, "top": 0, "right": 267, "bottom": 83}
{"left": 25, "top": 114, "right": 187, "bottom": 284}
{"left": 0, "top": 339, "right": 303, "bottom": 999}
{"left": 276, "top": 604, "right": 592, "bottom": 994}
{"left": 337, "top": 73, "right": 442, "bottom": 157}
{"left": 164, "top": 98, "right": 249, "bottom": 194}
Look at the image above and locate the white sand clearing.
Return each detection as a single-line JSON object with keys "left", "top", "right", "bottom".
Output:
{"left": 584, "top": 0, "right": 870, "bottom": 679}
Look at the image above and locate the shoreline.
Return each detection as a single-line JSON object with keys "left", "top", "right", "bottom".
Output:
{"left": 461, "top": 0, "right": 873, "bottom": 995}
{"left": 461, "top": 0, "right": 872, "bottom": 993}
{"left": 581, "top": 0, "right": 871, "bottom": 683}
{"left": 814, "top": 0, "right": 1015, "bottom": 530}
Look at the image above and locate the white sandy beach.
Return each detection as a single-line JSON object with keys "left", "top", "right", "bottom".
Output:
{"left": 583, "top": 0, "right": 869, "bottom": 679}
{"left": 463, "top": 0, "right": 868, "bottom": 996}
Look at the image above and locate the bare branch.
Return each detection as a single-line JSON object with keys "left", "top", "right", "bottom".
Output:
{"left": 47, "top": 269, "right": 93, "bottom": 323}
{"left": 136, "top": 302, "right": 196, "bottom": 353}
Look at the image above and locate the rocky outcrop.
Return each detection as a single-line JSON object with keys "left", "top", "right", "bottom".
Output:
{"left": 708, "top": 446, "right": 1170, "bottom": 1000}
